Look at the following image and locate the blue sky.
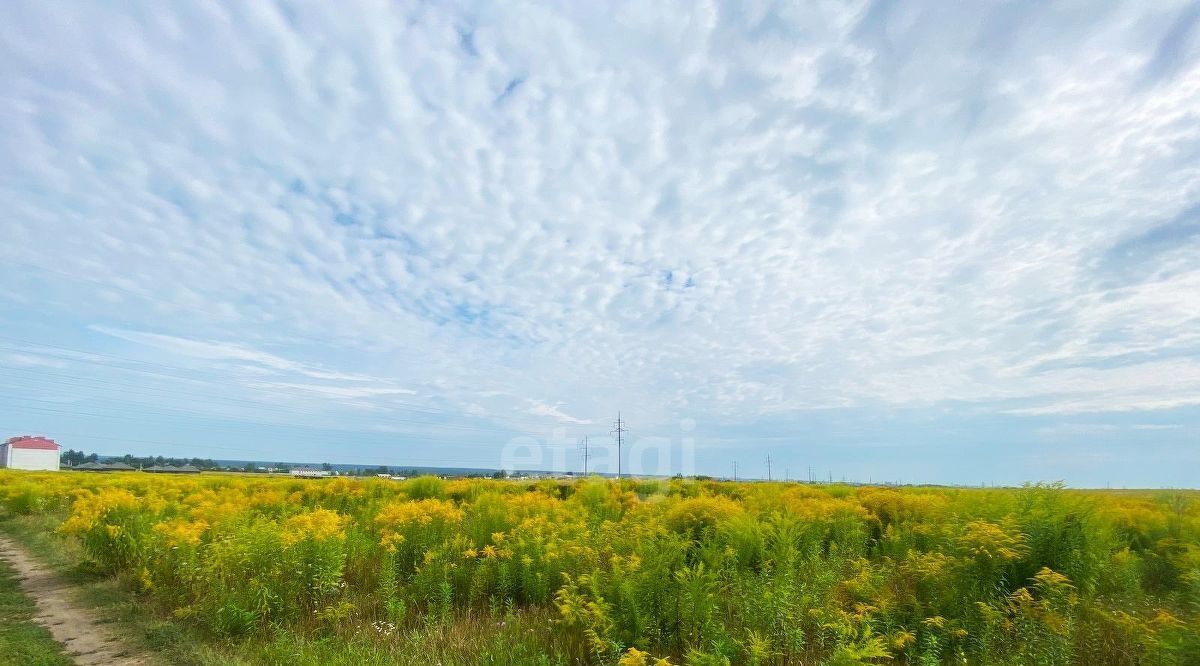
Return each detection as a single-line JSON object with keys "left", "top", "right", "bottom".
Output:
{"left": 1, "top": 1, "right": 1198, "bottom": 487}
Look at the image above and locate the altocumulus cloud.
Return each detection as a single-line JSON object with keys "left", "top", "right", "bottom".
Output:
{"left": 1, "top": 1, "right": 1198, "bottom": 479}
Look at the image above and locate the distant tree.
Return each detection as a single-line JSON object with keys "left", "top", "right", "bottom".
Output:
{"left": 492, "top": 469, "right": 509, "bottom": 479}
{"left": 322, "top": 462, "right": 333, "bottom": 472}
{"left": 244, "top": 462, "right": 258, "bottom": 473}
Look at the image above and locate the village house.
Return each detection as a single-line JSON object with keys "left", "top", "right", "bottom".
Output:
{"left": 0, "top": 435, "right": 61, "bottom": 471}
{"left": 290, "top": 467, "right": 331, "bottom": 478}
{"left": 144, "top": 464, "right": 201, "bottom": 474}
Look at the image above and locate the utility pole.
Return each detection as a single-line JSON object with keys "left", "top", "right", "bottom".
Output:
{"left": 733, "top": 461, "right": 738, "bottom": 482}
{"left": 611, "top": 413, "right": 627, "bottom": 481}
{"left": 766, "top": 454, "right": 772, "bottom": 482}
{"left": 808, "top": 466, "right": 812, "bottom": 483}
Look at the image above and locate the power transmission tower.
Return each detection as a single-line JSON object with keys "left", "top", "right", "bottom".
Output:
{"left": 766, "top": 454, "right": 772, "bottom": 482}
{"left": 611, "top": 413, "right": 627, "bottom": 481}
{"left": 579, "top": 436, "right": 590, "bottom": 476}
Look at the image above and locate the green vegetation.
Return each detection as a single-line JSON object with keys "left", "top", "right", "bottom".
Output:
{"left": 0, "top": 552, "right": 72, "bottom": 666}
{"left": 0, "top": 470, "right": 1197, "bottom": 665}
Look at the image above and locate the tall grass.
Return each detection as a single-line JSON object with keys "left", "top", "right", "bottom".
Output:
{"left": 0, "top": 471, "right": 1196, "bottom": 665}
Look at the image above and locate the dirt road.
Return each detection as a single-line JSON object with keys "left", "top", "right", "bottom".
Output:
{"left": 0, "top": 535, "right": 155, "bottom": 665}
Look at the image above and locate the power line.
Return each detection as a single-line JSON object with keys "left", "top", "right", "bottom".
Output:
{"left": 0, "top": 336, "right": 598, "bottom": 431}
{"left": 0, "top": 401, "right": 581, "bottom": 450}
{"left": 0, "top": 359, "right": 572, "bottom": 431}
{"left": 3, "top": 342, "right": 827, "bottom": 444}
{"left": 0, "top": 392, "right": 557, "bottom": 440}
{"left": 0, "top": 357, "right": 599, "bottom": 435}
{"left": 0, "top": 334, "right": 442, "bottom": 376}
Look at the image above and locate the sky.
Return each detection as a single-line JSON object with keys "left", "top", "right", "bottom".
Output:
{"left": 1, "top": 1, "right": 1198, "bottom": 487}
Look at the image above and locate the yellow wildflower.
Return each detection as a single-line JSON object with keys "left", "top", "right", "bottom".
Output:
{"left": 892, "top": 630, "right": 916, "bottom": 650}
{"left": 282, "top": 508, "right": 348, "bottom": 546}
{"left": 153, "top": 519, "right": 209, "bottom": 547}
{"left": 923, "top": 616, "right": 947, "bottom": 629}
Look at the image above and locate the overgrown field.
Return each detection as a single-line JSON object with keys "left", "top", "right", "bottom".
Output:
{"left": 0, "top": 471, "right": 1196, "bottom": 665}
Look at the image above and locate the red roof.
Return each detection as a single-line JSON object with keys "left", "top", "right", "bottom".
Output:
{"left": 5, "top": 436, "right": 60, "bottom": 451}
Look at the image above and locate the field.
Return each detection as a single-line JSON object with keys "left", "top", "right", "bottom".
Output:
{"left": 0, "top": 471, "right": 1197, "bottom": 665}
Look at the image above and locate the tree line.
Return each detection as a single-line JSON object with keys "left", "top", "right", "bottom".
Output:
{"left": 60, "top": 449, "right": 219, "bottom": 470}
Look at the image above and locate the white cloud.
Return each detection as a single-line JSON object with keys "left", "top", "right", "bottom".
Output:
{"left": 526, "top": 401, "right": 593, "bottom": 425}
{"left": 248, "top": 382, "right": 416, "bottom": 400}
{"left": 89, "top": 325, "right": 380, "bottom": 382}
{"left": 3, "top": 353, "right": 67, "bottom": 369}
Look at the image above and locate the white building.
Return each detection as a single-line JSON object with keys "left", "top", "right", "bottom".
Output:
{"left": 291, "top": 467, "right": 330, "bottom": 478}
{"left": 1, "top": 435, "right": 61, "bottom": 471}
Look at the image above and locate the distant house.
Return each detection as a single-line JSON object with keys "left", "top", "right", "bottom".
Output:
{"left": 291, "top": 467, "right": 330, "bottom": 478}
{"left": 72, "top": 461, "right": 109, "bottom": 471}
{"left": 71, "top": 461, "right": 136, "bottom": 472}
{"left": 1, "top": 435, "right": 61, "bottom": 471}
{"left": 144, "top": 464, "right": 201, "bottom": 474}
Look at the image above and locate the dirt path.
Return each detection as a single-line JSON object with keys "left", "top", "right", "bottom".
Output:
{"left": 0, "top": 535, "right": 155, "bottom": 665}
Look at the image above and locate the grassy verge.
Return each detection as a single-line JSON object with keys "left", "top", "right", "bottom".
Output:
{"left": 0, "top": 548, "right": 73, "bottom": 666}
{"left": 0, "top": 512, "right": 237, "bottom": 666}
{"left": 0, "top": 512, "right": 567, "bottom": 665}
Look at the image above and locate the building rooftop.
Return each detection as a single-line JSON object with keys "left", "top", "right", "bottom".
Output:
{"left": 144, "top": 464, "right": 201, "bottom": 473}
{"left": 5, "top": 435, "right": 61, "bottom": 451}
{"left": 72, "top": 461, "right": 136, "bottom": 471}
